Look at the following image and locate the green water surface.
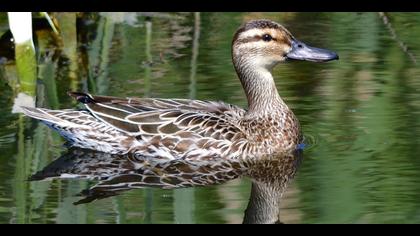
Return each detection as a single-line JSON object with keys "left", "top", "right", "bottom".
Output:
{"left": 0, "top": 12, "right": 420, "bottom": 224}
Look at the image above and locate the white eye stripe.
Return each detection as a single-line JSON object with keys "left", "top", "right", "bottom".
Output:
{"left": 238, "top": 29, "right": 268, "bottom": 40}
{"left": 238, "top": 26, "right": 293, "bottom": 43}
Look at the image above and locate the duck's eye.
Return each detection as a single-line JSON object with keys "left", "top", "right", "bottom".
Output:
{"left": 262, "top": 34, "right": 272, "bottom": 42}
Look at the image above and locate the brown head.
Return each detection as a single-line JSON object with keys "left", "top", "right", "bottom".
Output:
{"left": 231, "top": 19, "right": 338, "bottom": 115}
{"left": 232, "top": 19, "right": 338, "bottom": 71}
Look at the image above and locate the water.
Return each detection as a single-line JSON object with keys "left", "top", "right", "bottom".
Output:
{"left": 1, "top": 12, "right": 420, "bottom": 224}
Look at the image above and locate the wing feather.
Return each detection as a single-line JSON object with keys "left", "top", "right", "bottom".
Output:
{"left": 21, "top": 92, "right": 249, "bottom": 159}
{"left": 71, "top": 92, "right": 246, "bottom": 142}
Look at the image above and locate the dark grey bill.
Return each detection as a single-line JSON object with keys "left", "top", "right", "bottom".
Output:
{"left": 286, "top": 39, "right": 339, "bottom": 62}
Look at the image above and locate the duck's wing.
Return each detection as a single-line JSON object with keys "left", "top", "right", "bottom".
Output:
{"left": 69, "top": 92, "right": 245, "bottom": 118}
{"left": 69, "top": 92, "right": 247, "bottom": 159}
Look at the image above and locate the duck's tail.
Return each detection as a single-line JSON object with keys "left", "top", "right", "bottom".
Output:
{"left": 20, "top": 106, "right": 131, "bottom": 154}
{"left": 20, "top": 106, "right": 71, "bottom": 125}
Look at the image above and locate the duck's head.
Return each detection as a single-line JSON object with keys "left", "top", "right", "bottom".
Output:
{"left": 232, "top": 19, "right": 338, "bottom": 71}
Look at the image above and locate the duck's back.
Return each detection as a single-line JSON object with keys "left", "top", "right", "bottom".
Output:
{"left": 22, "top": 92, "right": 250, "bottom": 160}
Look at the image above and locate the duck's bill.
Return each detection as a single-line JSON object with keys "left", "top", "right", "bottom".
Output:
{"left": 286, "top": 39, "right": 339, "bottom": 62}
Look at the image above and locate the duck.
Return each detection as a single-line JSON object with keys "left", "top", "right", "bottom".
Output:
{"left": 21, "top": 19, "right": 338, "bottom": 161}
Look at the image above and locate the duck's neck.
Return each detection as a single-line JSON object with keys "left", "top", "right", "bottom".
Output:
{"left": 234, "top": 58, "right": 287, "bottom": 117}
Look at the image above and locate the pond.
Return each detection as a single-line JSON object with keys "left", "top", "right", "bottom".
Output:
{"left": 1, "top": 12, "right": 420, "bottom": 224}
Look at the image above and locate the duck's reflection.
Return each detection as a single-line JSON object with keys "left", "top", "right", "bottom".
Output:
{"left": 29, "top": 148, "right": 303, "bottom": 223}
